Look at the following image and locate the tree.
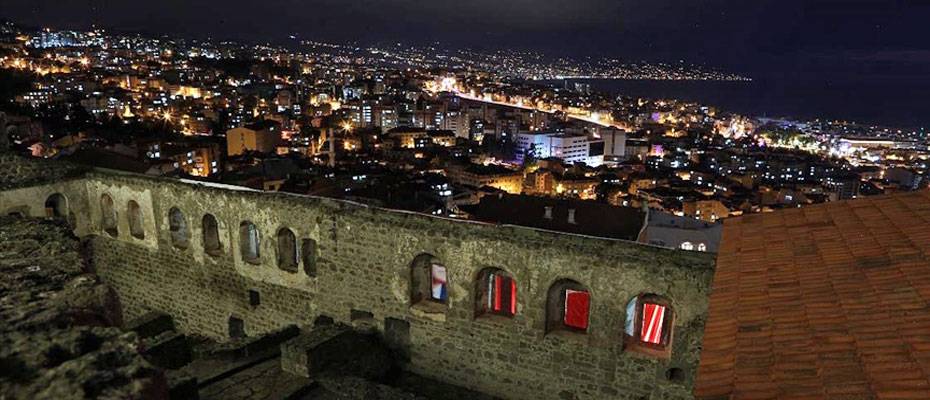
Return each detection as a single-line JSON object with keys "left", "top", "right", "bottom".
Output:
{"left": 0, "top": 69, "right": 34, "bottom": 112}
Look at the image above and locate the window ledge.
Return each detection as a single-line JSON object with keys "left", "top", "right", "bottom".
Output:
{"left": 545, "top": 328, "right": 589, "bottom": 343}
{"left": 623, "top": 335, "right": 672, "bottom": 360}
{"left": 474, "top": 312, "right": 516, "bottom": 325}
{"left": 278, "top": 265, "right": 299, "bottom": 274}
{"left": 410, "top": 303, "right": 447, "bottom": 322}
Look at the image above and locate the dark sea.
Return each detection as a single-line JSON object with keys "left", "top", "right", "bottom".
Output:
{"left": 555, "top": 77, "right": 930, "bottom": 129}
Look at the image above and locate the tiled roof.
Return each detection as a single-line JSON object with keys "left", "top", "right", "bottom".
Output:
{"left": 695, "top": 190, "right": 930, "bottom": 400}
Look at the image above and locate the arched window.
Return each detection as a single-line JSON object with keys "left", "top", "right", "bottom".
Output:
{"left": 546, "top": 279, "right": 590, "bottom": 334}
{"left": 624, "top": 294, "right": 674, "bottom": 358}
{"left": 239, "top": 221, "right": 260, "bottom": 264}
{"left": 410, "top": 254, "right": 448, "bottom": 311}
{"left": 680, "top": 242, "right": 694, "bottom": 251}
{"left": 128, "top": 200, "right": 145, "bottom": 239}
{"left": 168, "top": 207, "right": 189, "bottom": 249}
{"left": 697, "top": 243, "right": 707, "bottom": 252}
{"left": 301, "top": 238, "right": 318, "bottom": 277}
{"left": 276, "top": 227, "right": 298, "bottom": 272}
{"left": 45, "top": 193, "right": 68, "bottom": 219}
{"left": 475, "top": 268, "right": 517, "bottom": 318}
{"left": 202, "top": 214, "right": 222, "bottom": 256}
{"left": 100, "top": 194, "right": 118, "bottom": 237}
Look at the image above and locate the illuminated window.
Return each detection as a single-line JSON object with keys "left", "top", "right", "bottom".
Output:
{"left": 100, "top": 194, "right": 118, "bottom": 237}
{"left": 410, "top": 254, "right": 448, "bottom": 312}
{"left": 128, "top": 200, "right": 145, "bottom": 240}
{"left": 475, "top": 268, "right": 517, "bottom": 318}
{"left": 546, "top": 279, "right": 590, "bottom": 334}
{"left": 239, "top": 221, "right": 260, "bottom": 264}
{"left": 680, "top": 242, "right": 694, "bottom": 251}
{"left": 625, "top": 294, "right": 674, "bottom": 358}
{"left": 697, "top": 243, "right": 707, "bottom": 252}
{"left": 430, "top": 264, "right": 448, "bottom": 301}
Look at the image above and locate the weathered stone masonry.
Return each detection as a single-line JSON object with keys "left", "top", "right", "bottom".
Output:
{"left": 0, "top": 160, "right": 716, "bottom": 400}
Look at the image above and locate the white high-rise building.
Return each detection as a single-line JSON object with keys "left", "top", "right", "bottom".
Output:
{"left": 515, "top": 132, "right": 605, "bottom": 166}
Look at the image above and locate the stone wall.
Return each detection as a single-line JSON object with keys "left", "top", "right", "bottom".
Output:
{"left": 0, "top": 178, "right": 92, "bottom": 235}
{"left": 0, "top": 161, "right": 716, "bottom": 400}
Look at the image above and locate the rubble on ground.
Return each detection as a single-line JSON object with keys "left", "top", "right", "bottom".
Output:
{"left": 0, "top": 217, "right": 166, "bottom": 399}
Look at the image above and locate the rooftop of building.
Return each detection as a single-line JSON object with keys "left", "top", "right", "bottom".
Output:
{"left": 426, "top": 129, "right": 455, "bottom": 138}
{"left": 242, "top": 120, "right": 281, "bottom": 131}
{"left": 473, "top": 193, "right": 646, "bottom": 241}
{"left": 648, "top": 210, "right": 721, "bottom": 230}
{"left": 58, "top": 147, "right": 152, "bottom": 174}
{"left": 695, "top": 189, "right": 930, "bottom": 399}
{"left": 452, "top": 162, "right": 521, "bottom": 176}
{"left": 387, "top": 126, "right": 426, "bottom": 134}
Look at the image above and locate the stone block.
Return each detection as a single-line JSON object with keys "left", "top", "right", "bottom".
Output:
{"left": 142, "top": 331, "right": 192, "bottom": 370}
{"left": 166, "top": 370, "right": 199, "bottom": 400}
{"left": 126, "top": 311, "right": 175, "bottom": 339}
{"left": 383, "top": 317, "right": 411, "bottom": 362}
{"left": 281, "top": 324, "right": 393, "bottom": 381}
{"left": 240, "top": 324, "right": 300, "bottom": 357}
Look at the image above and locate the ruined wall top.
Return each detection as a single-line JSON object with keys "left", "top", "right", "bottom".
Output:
{"left": 0, "top": 217, "right": 164, "bottom": 399}
{"left": 0, "top": 154, "right": 88, "bottom": 190}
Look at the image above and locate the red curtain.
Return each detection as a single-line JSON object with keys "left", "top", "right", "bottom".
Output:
{"left": 490, "top": 274, "right": 517, "bottom": 316}
{"left": 641, "top": 303, "right": 667, "bottom": 344}
{"left": 564, "top": 290, "right": 590, "bottom": 330}
{"left": 509, "top": 279, "right": 517, "bottom": 315}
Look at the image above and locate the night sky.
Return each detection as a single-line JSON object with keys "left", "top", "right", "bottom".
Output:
{"left": 3, "top": 1, "right": 929, "bottom": 72}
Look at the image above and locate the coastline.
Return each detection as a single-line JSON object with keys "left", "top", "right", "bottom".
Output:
{"left": 546, "top": 78, "right": 930, "bottom": 129}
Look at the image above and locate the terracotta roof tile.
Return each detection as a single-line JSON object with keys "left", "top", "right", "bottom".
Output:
{"left": 695, "top": 190, "right": 930, "bottom": 400}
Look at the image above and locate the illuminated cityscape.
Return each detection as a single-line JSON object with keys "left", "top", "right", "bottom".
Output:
{"left": 1, "top": 23, "right": 925, "bottom": 221}
{"left": 1, "top": 2, "right": 930, "bottom": 399}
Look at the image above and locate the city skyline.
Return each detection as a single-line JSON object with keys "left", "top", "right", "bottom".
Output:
{"left": 5, "top": 0, "right": 930, "bottom": 72}
{"left": 1, "top": 5, "right": 929, "bottom": 400}
{"left": 7, "top": 1, "right": 930, "bottom": 128}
